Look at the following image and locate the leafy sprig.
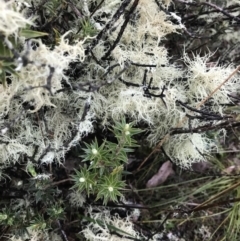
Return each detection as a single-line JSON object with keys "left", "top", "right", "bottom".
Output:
{"left": 71, "top": 119, "right": 143, "bottom": 204}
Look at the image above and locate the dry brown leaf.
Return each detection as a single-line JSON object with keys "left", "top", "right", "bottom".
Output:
{"left": 146, "top": 160, "right": 174, "bottom": 188}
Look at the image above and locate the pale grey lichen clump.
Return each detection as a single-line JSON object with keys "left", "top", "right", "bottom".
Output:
{"left": 0, "top": 34, "right": 94, "bottom": 165}
{"left": 84, "top": 0, "right": 240, "bottom": 167}
{"left": 0, "top": 1, "right": 94, "bottom": 168}
{"left": 1, "top": 0, "right": 240, "bottom": 173}
{"left": 8, "top": 231, "right": 62, "bottom": 241}
{"left": 0, "top": 0, "right": 32, "bottom": 37}
{"left": 81, "top": 206, "right": 162, "bottom": 241}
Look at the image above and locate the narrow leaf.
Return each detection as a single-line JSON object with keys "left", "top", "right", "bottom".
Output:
{"left": 20, "top": 29, "right": 48, "bottom": 39}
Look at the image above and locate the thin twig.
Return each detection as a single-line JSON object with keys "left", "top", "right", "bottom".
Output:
{"left": 57, "top": 220, "right": 69, "bottom": 241}
{"left": 202, "top": 2, "right": 240, "bottom": 22}
{"left": 175, "top": 0, "right": 240, "bottom": 22}
{"left": 101, "top": 0, "right": 139, "bottom": 60}
{"left": 44, "top": 178, "right": 71, "bottom": 190}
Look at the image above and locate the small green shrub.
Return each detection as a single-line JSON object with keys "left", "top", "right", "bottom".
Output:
{"left": 71, "top": 119, "right": 143, "bottom": 204}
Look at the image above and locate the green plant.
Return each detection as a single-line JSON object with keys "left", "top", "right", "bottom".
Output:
{"left": 80, "top": 18, "right": 98, "bottom": 38}
{"left": 71, "top": 119, "right": 143, "bottom": 204}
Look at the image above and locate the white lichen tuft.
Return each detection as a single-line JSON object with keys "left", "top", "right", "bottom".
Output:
{"left": 164, "top": 133, "right": 216, "bottom": 168}
{"left": 184, "top": 53, "right": 239, "bottom": 108}
{"left": 81, "top": 206, "right": 161, "bottom": 241}
{"left": 15, "top": 34, "right": 85, "bottom": 113}
{"left": 0, "top": 0, "right": 33, "bottom": 37}
{"left": 68, "top": 191, "right": 86, "bottom": 208}
{"left": 7, "top": 230, "right": 63, "bottom": 241}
